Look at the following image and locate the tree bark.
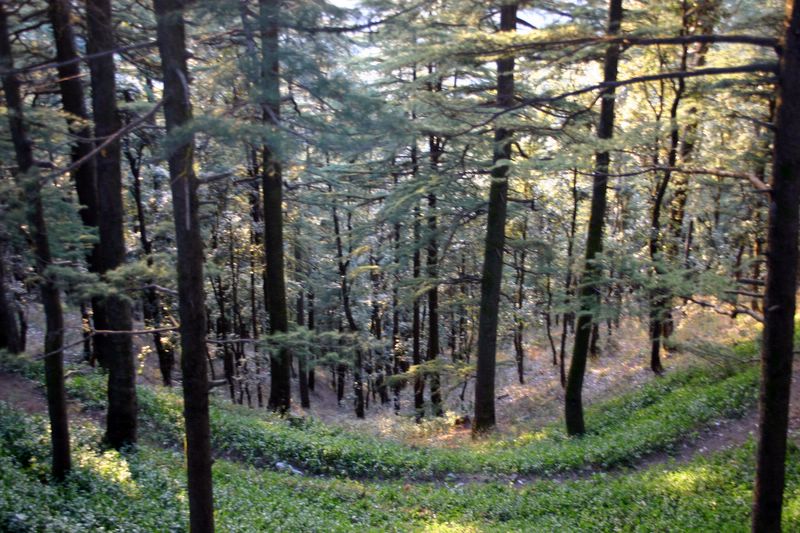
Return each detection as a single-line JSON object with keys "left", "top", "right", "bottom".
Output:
{"left": 559, "top": 170, "right": 580, "bottom": 388}
{"left": 0, "top": 237, "right": 21, "bottom": 354}
{"left": 260, "top": 0, "right": 291, "bottom": 413}
{"left": 413, "top": 200, "right": 424, "bottom": 420}
{"left": 427, "top": 133, "right": 443, "bottom": 417}
{"left": 85, "top": 0, "right": 137, "bottom": 449}
{"left": 473, "top": 2, "right": 516, "bottom": 435}
{"left": 0, "top": 4, "right": 71, "bottom": 480}
{"left": 125, "top": 121, "right": 175, "bottom": 386}
{"left": 48, "top": 0, "right": 99, "bottom": 243}
{"left": 295, "top": 238, "right": 310, "bottom": 408}
{"left": 752, "top": 1, "right": 800, "bottom": 529}
{"left": 153, "top": 1, "right": 214, "bottom": 530}
{"left": 564, "top": 0, "right": 622, "bottom": 437}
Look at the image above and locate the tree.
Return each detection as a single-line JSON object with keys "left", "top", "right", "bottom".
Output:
{"left": 473, "top": 1, "right": 517, "bottom": 435}
{"left": 47, "top": 0, "right": 98, "bottom": 252}
{"left": 153, "top": 0, "right": 214, "bottom": 529}
{"left": 85, "top": 0, "right": 137, "bottom": 449}
{"left": 564, "top": 0, "right": 623, "bottom": 437}
{"left": 260, "top": 0, "right": 292, "bottom": 413}
{"left": 48, "top": 0, "right": 99, "bottom": 365}
{"left": 0, "top": 1, "right": 71, "bottom": 480}
{"left": 751, "top": 0, "right": 800, "bottom": 529}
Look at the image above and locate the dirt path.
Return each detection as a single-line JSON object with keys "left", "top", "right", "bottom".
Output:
{"left": 3, "top": 366, "right": 799, "bottom": 486}
{"left": 0, "top": 371, "right": 48, "bottom": 415}
{"left": 0, "top": 371, "right": 102, "bottom": 424}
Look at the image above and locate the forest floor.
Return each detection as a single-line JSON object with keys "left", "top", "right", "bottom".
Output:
{"left": 2, "top": 357, "right": 798, "bottom": 483}
{"left": 4, "top": 301, "right": 798, "bottom": 476}
{"left": 3, "top": 306, "right": 800, "bottom": 531}
{"left": 278, "top": 301, "right": 768, "bottom": 447}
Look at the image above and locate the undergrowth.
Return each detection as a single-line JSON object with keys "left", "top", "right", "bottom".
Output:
{"left": 1, "top": 343, "right": 761, "bottom": 479}
{"left": 0, "top": 401, "right": 798, "bottom": 532}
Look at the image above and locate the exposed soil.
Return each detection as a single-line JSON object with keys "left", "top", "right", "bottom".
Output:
{"left": 0, "top": 371, "right": 48, "bottom": 415}
{"left": 2, "top": 361, "right": 798, "bottom": 486}
{"left": 4, "top": 303, "right": 799, "bottom": 486}
{"left": 0, "top": 371, "right": 103, "bottom": 425}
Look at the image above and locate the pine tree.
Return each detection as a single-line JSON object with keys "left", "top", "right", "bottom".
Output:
{"left": 153, "top": 0, "right": 214, "bottom": 529}
{"left": 473, "top": 1, "right": 517, "bottom": 435}
{"left": 0, "top": 2, "right": 71, "bottom": 480}
{"left": 564, "top": 0, "right": 623, "bottom": 437}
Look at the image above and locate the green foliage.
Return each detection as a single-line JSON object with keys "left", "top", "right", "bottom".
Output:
{"left": 0, "top": 401, "right": 798, "bottom": 532}
{"left": 36, "top": 354, "right": 759, "bottom": 479}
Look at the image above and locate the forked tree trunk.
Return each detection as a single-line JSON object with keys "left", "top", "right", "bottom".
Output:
{"left": 564, "top": 0, "right": 623, "bottom": 437}
{"left": 473, "top": 2, "right": 516, "bottom": 435}
{"left": 153, "top": 1, "right": 214, "bottom": 530}
{"left": 752, "top": 0, "right": 800, "bottom": 529}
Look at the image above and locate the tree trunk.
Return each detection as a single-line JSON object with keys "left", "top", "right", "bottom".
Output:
{"left": 513, "top": 220, "right": 528, "bottom": 384}
{"left": 126, "top": 135, "right": 175, "bottom": 386}
{"left": 564, "top": 0, "right": 622, "bottom": 437}
{"left": 752, "top": 1, "right": 800, "bottom": 529}
{"left": 0, "top": 238, "right": 21, "bottom": 354}
{"left": 413, "top": 200, "right": 424, "bottom": 420}
{"left": 48, "top": 0, "right": 100, "bottom": 367}
{"left": 85, "top": 0, "right": 137, "bottom": 449}
{"left": 559, "top": 170, "right": 580, "bottom": 388}
{"left": 48, "top": 0, "right": 99, "bottom": 250}
{"left": 647, "top": 20, "right": 690, "bottom": 375}
{"left": 295, "top": 239, "right": 310, "bottom": 408}
{"left": 307, "top": 289, "right": 315, "bottom": 391}
{"left": 0, "top": 4, "right": 71, "bottom": 480}
{"left": 473, "top": 2, "right": 516, "bottom": 435}
{"left": 427, "top": 133, "right": 443, "bottom": 417}
{"left": 153, "top": 1, "right": 214, "bottom": 530}
{"left": 260, "top": 0, "right": 291, "bottom": 413}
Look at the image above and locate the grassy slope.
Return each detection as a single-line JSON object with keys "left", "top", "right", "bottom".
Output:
{"left": 2, "top": 339, "right": 794, "bottom": 531}
{"left": 60, "top": 359, "right": 759, "bottom": 478}
{"left": 1, "top": 402, "right": 798, "bottom": 532}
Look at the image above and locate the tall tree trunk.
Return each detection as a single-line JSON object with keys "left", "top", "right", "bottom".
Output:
{"left": 413, "top": 201, "right": 424, "bottom": 420}
{"left": 85, "top": 0, "right": 137, "bottom": 449}
{"left": 153, "top": 1, "right": 214, "bottom": 530}
{"left": 260, "top": 0, "right": 291, "bottom": 413}
{"left": 247, "top": 165, "right": 265, "bottom": 407}
{"left": 473, "top": 2, "right": 516, "bottom": 435}
{"left": 126, "top": 136, "right": 175, "bottom": 386}
{"left": 564, "top": 0, "right": 622, "bottom": 437}
{"left": 512, "top": 220, "right": 527, "bottom": 384}
{"left": 48, "top": 0, "right": 99, "bottom": 250}
{"left": 391, "top": 193, "right": 403, "bottom": 414}
{"left": 752, "top": 1, "right": 800, "bottom": 529}
{"left": 48, "top": 0, "right": 100, "bottom": 366}
{"left": 295, "top": 237, "right": 310, "bottom": 408}
{"left": 427, "top": 133, "right": 443, "bottom": 417}
{"left": 667, "top": 0, "right": 717, "bottom": 267}
{"left": 559, "top": 170, "right": 580, "bottom": 388}
{"left": 307, "top": 289, "right": 315, "bottom": 391}
{"left": 0, "top": 5, "right": 71, "bottom": 480}
{"left": 648, "top": 10, "right": 691, "bottom": 375}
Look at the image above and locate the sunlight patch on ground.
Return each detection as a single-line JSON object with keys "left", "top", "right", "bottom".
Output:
{"left": 659, "top": 465, "right": 714, "bottom": 495}
{"left": 423, "top": 522, "right": 480, "bottom": 533}
{"left": 76, "top": 448, "right": 138, "bottom": 495}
